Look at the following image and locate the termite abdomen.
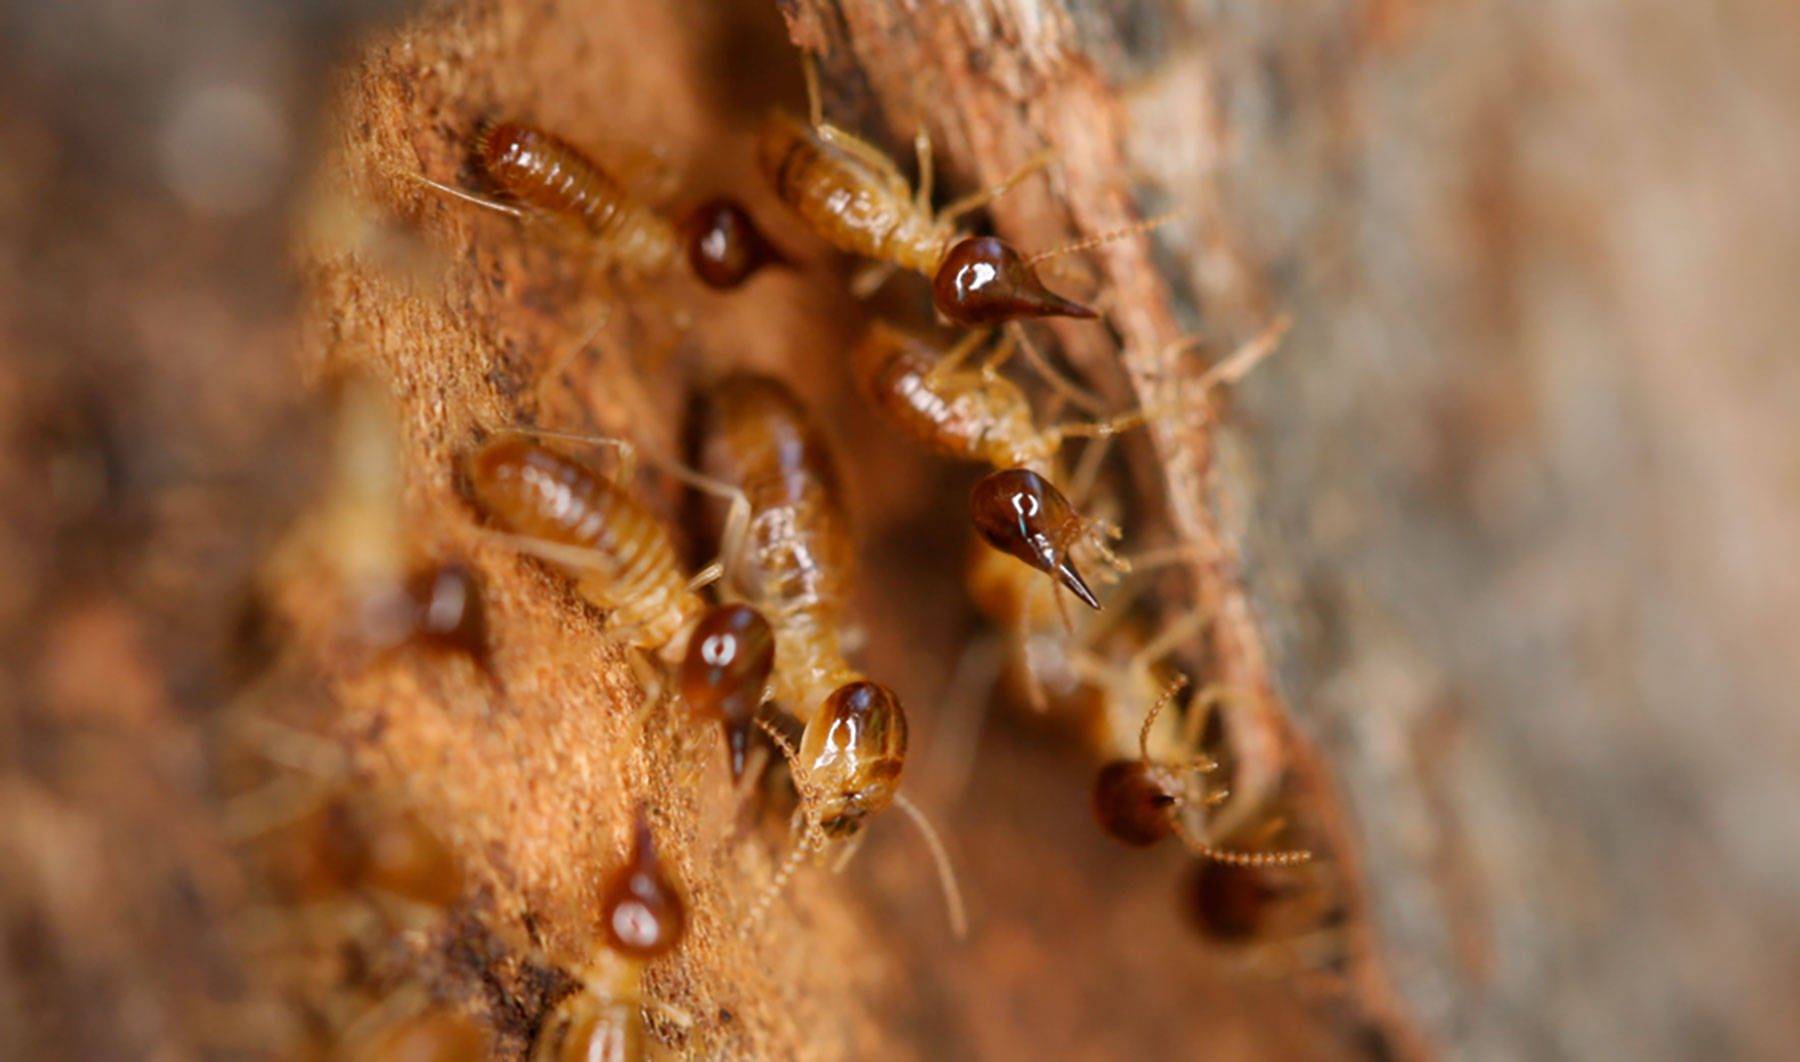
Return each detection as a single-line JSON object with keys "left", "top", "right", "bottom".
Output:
{"left": 464, "top": 439, "right": 695, "bottom": 650}
{"left": 474, "top": 121, "right": 676, "bottom": 272}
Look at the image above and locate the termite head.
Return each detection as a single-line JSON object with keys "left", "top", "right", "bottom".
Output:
{"left": 678, "top": 604, "right": 776, "bottom": 781}
{"left": 408, "top": 562, "right": 491, "bottom": 667}
{"left": 684, "top": 197, "right": 786, "bottom": 289}
{"left": 599, "top": 806, "right": 686, "bottom": 960}
{"left": 969, "top": 468, "right": 1100, "bottom": 609}
{"left": 1092, "top": 761, "right": 1178, "bottom": 846}
{"left": 800, "top": 681, "right": 908, "bottom": 838}
{"left": 933, "top": 236, "right": 1097, "bottom": 328}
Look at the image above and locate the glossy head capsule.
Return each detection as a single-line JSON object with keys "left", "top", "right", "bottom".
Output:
{"left": 407, "top": 562, "right": 492, "bottom": 669}
{"left": 800, "top": 681, "right": 907, "bottom": 838}
{"left": 678, "top": 604, "right": 776, "bottom": 781}
{"left": 683, "top": 197, "right": 784, "bottom": 289}
{"left": 1092, "top": 760, "right": 1178, "bottom": 846}
{"left": 600, "top": 807, "right": 686, "bottom": 960}
{"left": 969, "top": 467, "right": 1100, "bottom": 609}
{"left": 932, "top": 236, "right": 1097, "bottom": 328}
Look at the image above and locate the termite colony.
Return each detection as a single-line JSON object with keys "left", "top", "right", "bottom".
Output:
{"left": 249, "top": 32, "right": 1345, "bottom": 1060}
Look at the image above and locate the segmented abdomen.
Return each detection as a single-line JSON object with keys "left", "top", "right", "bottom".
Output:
{"left": 850, "top": 324, "right": 1045, "bottom": 472}
{"left": 466, "top": 438, "right": 696, "bottom": 649}
{"left": 478, "top": 122, "right": 677, "bottom": 273}
{"left": 755, "top": 115, "right": 942, "bottom": 274}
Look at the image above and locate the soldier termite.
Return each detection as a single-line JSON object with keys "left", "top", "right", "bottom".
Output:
{"left": 694, "top": 373, "right": 966, "bottom": 938}
{"left": 757, "top": 58, "right": 1180, "bottom": 406}
{"left": 461, "top": 435, "right": 772, "bottom": 777}
{"left": 532, "top": 807, "right": 691, "bottom": 1062}
{"left": 1092, "top": 675, "right": 1311, "bottom": 867}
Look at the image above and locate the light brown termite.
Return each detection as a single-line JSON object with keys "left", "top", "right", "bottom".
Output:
{"left": 532, "top": 806, "right": 691, "bottom": 1062}
{"left": 1092, "top": 674, "right": 1311, "bottom": 867}
{"left": 404, "top": 121, "right": 784, "bottom": 291}
{"left": 462, "top": 435, "right": 772, "bottom": 768}
{"left": 694, "top": 372, "right": 966, "bottom": 937}
{"left": 347, "top": 1008, "right": 492, "bottom": 1062}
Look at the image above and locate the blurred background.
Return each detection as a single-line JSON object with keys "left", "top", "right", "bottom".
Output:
{"left": 2, "top": 0, "right": 1796, "bottom": 1059}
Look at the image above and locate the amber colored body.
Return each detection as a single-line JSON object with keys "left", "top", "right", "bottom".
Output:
{"left": 354, "top": 1010, "right": 490, "bottom": 1062}
{"left": 851, "top": 322, "right": 1050, "bottom": 473}
{"left": 466, "top": 438, "right": 702, "bottom": 654}
{"left": 697, "top": 373, "right": 859, "bottom": 712}
{"left": 479, "top": 122, "right": 679, "bottom": 275}
{"left": 756, "top": 114, "right": 947, "bottom": 275}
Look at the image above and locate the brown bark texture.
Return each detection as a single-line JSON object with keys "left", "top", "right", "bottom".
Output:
{"left": 3, "top": 0, "right": 1798, "bottom": 1060}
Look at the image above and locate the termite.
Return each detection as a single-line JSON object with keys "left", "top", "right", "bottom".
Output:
{"left": 462, "top": 435, "right": 771, "bottom": 775}
{"left": 851, "top": 322, "right": 1161, "bottom": 613}
{"left": 1092, "top": 674, "right": 1311, "bottom": 867}
{"left": 349, "top": 1009, "right": 491, "bottom": 1062}
{"left": 532, "top": 807, "right": 690, "bottom": 1062}
{"left": 694, "top": 373, "right": 965, "bottom": 937}
{"left": 403, "top": 121, "right": 785, "bottom": 291}
{"left": 757, "top": 63, "right": 1121, "bottom": 325}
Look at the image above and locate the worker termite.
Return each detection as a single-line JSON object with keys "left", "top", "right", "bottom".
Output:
{"left": 532, "top": 807, "right": 689, "bottom": 1062}
{"left": 346, "top": 1008, "right": 492, "bottom": 1062}
{"left": 1092, "top": 675, "right": 1311, "bottom": 867}
{"left": 403, "top": 120, "right": 785, "bottom": 292}
{"left": 694, "top": 373, "right": 966, "bottom": 937}
{"left": 462, "top": 436, "right": 771, "bottom": 775}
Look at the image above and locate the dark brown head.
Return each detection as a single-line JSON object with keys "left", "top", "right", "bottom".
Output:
{"left": 679, "top": 604, "right": 776, "bottom": 781}
{"left": 969, "top": 468, "right": 1100, "bottom": 609}
{"left": 799, "top": 681, "right": 908, "bottom": 837}
{"left": 600, "top": 806, "right": 686, "bottom": 960}
{"left": 932, "top": 236, "right": 1097, "bottom": 328}
{"left": 406, "top": 562, "right": 491, "bottom": 669}
{"left": 1092, "top": 761, "right": 1177, "bottom": 846}
{"left": 683, "top": 197, "right": 785, "bottom": 289}
{"left": 1184, "top": 860, "right": 1285, "bottom": 943}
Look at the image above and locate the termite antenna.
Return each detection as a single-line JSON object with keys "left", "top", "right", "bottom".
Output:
{"left": 1182, "top": 313, "right": 1294, "bottom": 398}
{"left": 1169, "top": 817, "right": 1313, "bottom": 868}
{"left": 1024, "top": 208, "right": 1187, "bottom": 267}
{"left": 1139, "top": 673, "right": 1190, "bottom": 763}
{"left": 746, "top": 717, "right": 823, "bottom": 933}
{"left": 893, "top": 792, "right": 969, "bottom": 940}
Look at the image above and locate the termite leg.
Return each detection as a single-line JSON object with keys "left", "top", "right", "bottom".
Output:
{"left": 849, "top": 260, "right": 900, "bottom": 299}
{"left": 922, "top": 329, "right": 996, "bottom": 388}
{"left": 939, "top": 148, "right": 1056, "bottom": 224}
{"left": 535, "top": 304, "right": 615, "bottom": 408}
{"left": 1009, "top": 325, "right": 1107, "bottom": 415}
{"left": 490, "top": 423, "right": 637, "bottom": 484}
{"left": 802, "top": 56, "right": 913, "bottom": 199}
